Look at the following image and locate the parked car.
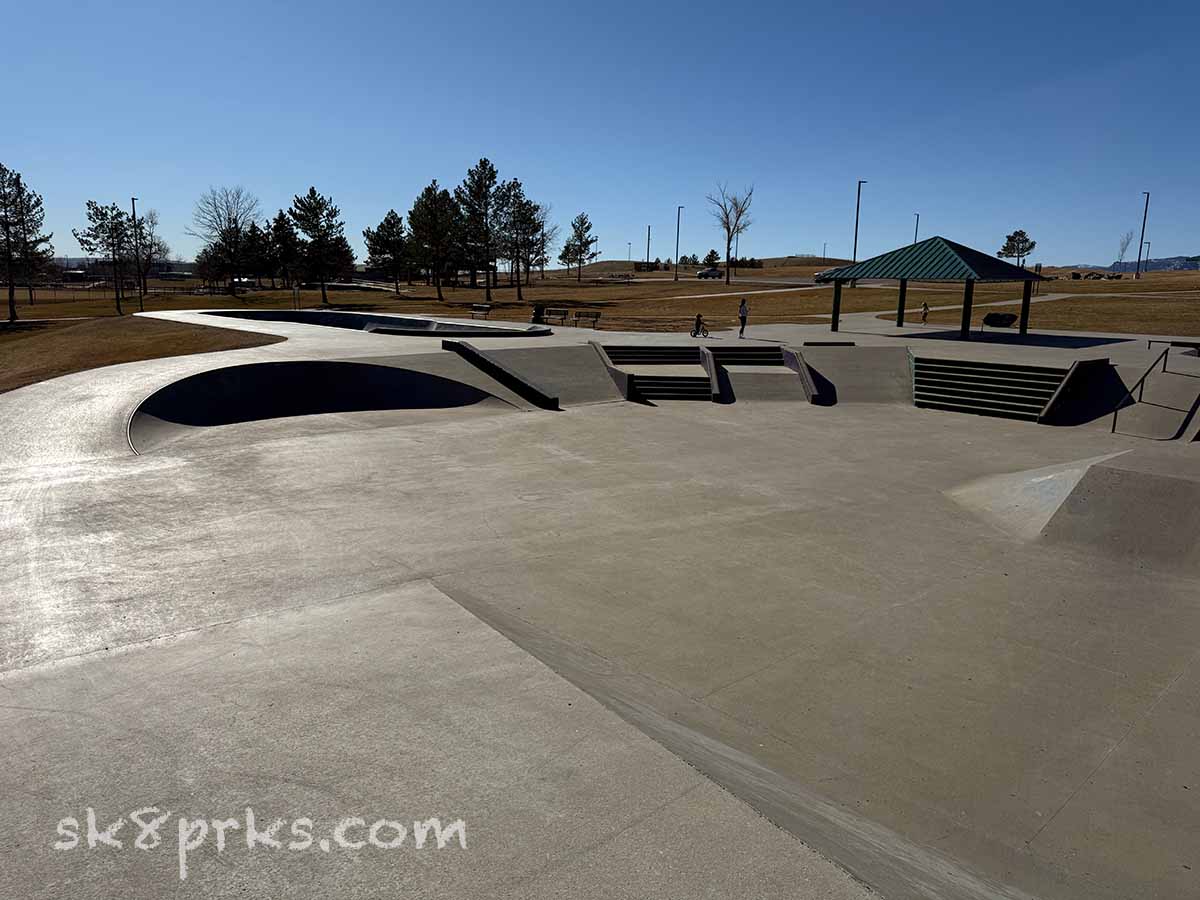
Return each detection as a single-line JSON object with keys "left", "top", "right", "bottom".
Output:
{"left": 697, "top": 267, "right": 722, "bottom": 279}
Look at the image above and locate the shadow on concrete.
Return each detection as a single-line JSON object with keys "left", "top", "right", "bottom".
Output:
{"left": 906, "top": 329, "right": 1129, "bottom": 350}
{"left": 130, "top": 361, "right": 502, "bottom": 452}
{"left": 1045, "top": 364, "right": 1131, "bottom": 426}
{"left": 808, "top": 367, "right": 838, "bottom": 406}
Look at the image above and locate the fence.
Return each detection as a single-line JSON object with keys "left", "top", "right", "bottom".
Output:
{"left": 10, "top": 284, "right": 243, "bottom": 304}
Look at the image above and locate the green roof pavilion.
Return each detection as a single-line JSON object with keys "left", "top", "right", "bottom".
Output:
{"left": 814, "top": 236, "right": 1043, "bottom": 339}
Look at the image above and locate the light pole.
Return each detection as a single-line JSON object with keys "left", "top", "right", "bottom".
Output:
{"left": 852, "top": 180, "right": 867, "bottom": 262}
{"left": 1143, "top": 240, "right": 1151, "bottom": 272}
{"left": 913, "top": 212, "right": 920, "bottom": 244}
{"left": 674, "top": 206, "right": 683, "bottom": 281}
{"left": 1134, "top": 191, "right": 1150, "bottom": 280}
{"left": 734, "top": 233, "right": 739, "bottom": 278}
{"left": 646, "top": 225, "right": 651, "bottom": 266}
{"left": 627, "top": 242, "right": 631, "bottom": 263}
{"left": 822, "top": 241, "right": 827, "bottom": 262}
{"left": 851, "top": 180, "right": 867, "bottom": 287}
{"left": 130, "top": 196, "right": 144, "bottom": 311}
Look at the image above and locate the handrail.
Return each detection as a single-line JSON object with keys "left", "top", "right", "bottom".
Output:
{"left": 1111, "top": 346, "right": 1170, "bottom": 433}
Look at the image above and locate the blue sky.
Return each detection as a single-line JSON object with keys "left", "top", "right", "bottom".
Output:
{"left": 5, "top": 0, "right": 1197, "bottom": 266}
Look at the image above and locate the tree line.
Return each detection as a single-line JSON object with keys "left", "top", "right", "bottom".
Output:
{"left": 187, "top": 158, "right": 608, "bottom": 307}
{"left": 2, "top": 155, "right": 760, "bottom": 322}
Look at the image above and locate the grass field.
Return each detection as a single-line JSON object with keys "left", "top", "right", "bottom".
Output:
{"left": 0, "top": 318, "right": 284, "bottom": 395}
{"left": 905, "top": 292, "right": 1200, "bottom": 337}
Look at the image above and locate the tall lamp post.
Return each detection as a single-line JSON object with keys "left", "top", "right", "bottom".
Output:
{"left": 646, "top": 225, "right": 651, "bottom": 266}
{"left": 674, "top": 206, "right": 683, "bottom": 281}
{"left": 913, "top": 212, "right": 920, "bottom": 244}
{"left": 851, "top": 180, "right": 867, "bottom": 287}
{"left": 130, "top": 196, "right": 144, "bottom": 311}
{"left": 1134, "top": 191, "right": 1150, "bottom": 280}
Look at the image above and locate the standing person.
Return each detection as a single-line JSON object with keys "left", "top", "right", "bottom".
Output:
{"left": 920, "top": 301, "right": 930, "bottom": 326}
{"left": 738, "top": 298, "right": 749, "bottom": 339}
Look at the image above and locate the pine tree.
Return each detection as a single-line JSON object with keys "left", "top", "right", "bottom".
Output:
{"left": 270, "top": 211, "right": 300, "bottom": 288}
{"left": 562, "top": 212, "right": 600, "bottom": 282}
{"left": 997, "top": 230, "right": 1037, "bottom": 268}
{"left": 73, "top": 201, "right": 131, "bottom": 316}
{"left": 243, "top": 221, "right": 268, "bottom": 287}
{"left": 0, "top": 165, "right": 54, "bottom": 322}
{"left": 455, "top": 159, "right": 499, "bottom": 299}
{"left": 363, "top": 210, "right": 407, "bottom": 293}
{"left": 408, "top": 180, "right": 462, "bottom": 302}
{"left": 496, "top": 179, "right": 540, "bottom": 302}
{"left": 289, "top": 187, "right": 352, "bottom": 305}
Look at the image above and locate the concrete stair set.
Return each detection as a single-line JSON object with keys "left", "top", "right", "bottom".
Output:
{"left": 603, "top": 345, "right": 786, "bottom": 401}
{"left": 912, "top": 357, "right": 1068, "bottom": 422}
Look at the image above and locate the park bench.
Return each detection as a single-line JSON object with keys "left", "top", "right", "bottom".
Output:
{"left": 470, "top": 303, "right": 492, "bottom": 319}
{"left": 543, "top": 307, "right": 569, "bottom": 325}
{"left": 574, "top": 310, "right": 601, "bottom": 329}
{"left": 981, "top": 312, "right": 1018, "bottom": 330}
{"left": 1148, "top": 339, "right": 1200, "bottom": 361}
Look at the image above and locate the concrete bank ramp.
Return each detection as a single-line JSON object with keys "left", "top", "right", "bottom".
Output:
{"left": 798, "top": 346, "right": 913, "bottom": 405}
{"left": 721, "top": 367, "right": 811, "bottom": 403}
{"left": 1041, "top": 451, "right": 1200, "bottom": 571}
{"left": 478, "top": 345, "right": 624, "bottom": 406}
{"left": 129, "top": 358, "right": 516, "bottom": 452}
{"left": 947, "top": 451, "right": 1132, "bottom": 541}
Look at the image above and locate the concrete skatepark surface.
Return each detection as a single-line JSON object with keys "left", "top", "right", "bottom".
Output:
{"left": 2, "top": 310, "right": 1198, "bottom": 899}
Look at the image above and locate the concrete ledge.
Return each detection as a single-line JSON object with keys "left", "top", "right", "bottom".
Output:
{"left": 781, "top": 347, "right": 818, "bottom": 402}
{"left": 588, "top": 341, "right": 634, "bottom": 401}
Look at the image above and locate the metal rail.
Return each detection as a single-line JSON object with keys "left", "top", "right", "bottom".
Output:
{"left": 1111, "top": 346, "right": 1171, "bottom": 433}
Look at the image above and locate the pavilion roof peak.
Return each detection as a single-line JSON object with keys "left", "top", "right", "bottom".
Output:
{"left": 816, "top": 236, "right": 1041, "bottom": 283}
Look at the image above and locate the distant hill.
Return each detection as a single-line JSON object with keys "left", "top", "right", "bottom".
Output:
{"left": 1107, "top": 257, "right": 1199, "bottom": 273}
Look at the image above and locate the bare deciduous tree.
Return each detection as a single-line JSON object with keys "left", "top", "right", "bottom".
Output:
{"left": 187, "top": 186, "right": 261, "bottom": 295}
{"left": 706, "top": 184, "right": 754, "bottom": 285}
{"left": 133, "top": 210, "right": 170, "bottom": 298}
{"left": 1117, "top": 230, "right": 1134, "bottom": 269}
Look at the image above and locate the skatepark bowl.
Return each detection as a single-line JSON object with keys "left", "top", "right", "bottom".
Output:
{"left": 128, "top": 360, "right": 506, "bottom": 452}
{"left": 202, "top": 308, "right": 552, "bottom": 336}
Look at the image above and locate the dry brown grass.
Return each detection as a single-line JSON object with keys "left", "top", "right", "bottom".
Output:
{"left": 0, "top": 318, "right": 285, "bottom": 395}
{"left": 907, "top": 293, "right": 1200, "bottom": 337}
{"left": 1037, "top": 269, "right": 1200, "bottom": 294}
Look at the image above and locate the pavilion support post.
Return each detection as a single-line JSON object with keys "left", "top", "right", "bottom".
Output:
{"left": 896, "top": 278, "right": 907, "bottom": 327}
{"left": 959, "top": 279, "right": 975, "bottom": 340}
{"left": 1018, "top": 280, "right": 1033, "bottom": 335}
{"left": 831, "top": 279, "right": 843, "bottom": 332}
